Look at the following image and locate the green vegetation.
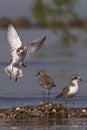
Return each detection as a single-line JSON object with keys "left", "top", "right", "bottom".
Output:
{"left": 31, "top": 0, "right": 78, "bottom": 43}
{"left": 32, "top": 0, "right": 78, "bottom": 25}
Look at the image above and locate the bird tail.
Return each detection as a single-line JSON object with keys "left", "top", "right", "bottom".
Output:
{"left": 4, "top": 64, "right": 23, "bottom": 78}
{"left": 55, "top": 93, "right": 62, "bottom": 99}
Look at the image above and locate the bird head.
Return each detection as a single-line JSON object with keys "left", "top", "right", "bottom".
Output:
{"left": 16, "top": 47, "right": 25, "bottom": 57}
{"left": 36, "top": 69, "right": 46, "bottom": 77}
{"left": 71, "top": 74, "right": 83, "bottom": 82}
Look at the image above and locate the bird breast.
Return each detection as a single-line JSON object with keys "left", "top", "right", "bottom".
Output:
{"left": 68, "top": 84, "right": 79, "bottom": 96}
{"left": 12, "top": 54, "right": 24, "bottom": 67}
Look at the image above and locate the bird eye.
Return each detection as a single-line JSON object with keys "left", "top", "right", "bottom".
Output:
{"left": 38, "top": 72, "right": 40, "bottom": 75}
{"left": 75, "top": 76, "right": 78, "bottom": 79}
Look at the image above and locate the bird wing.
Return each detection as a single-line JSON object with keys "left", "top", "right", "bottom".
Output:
{"left": 24, "top": 36, "right": 46, "bottom": 57}
{"left": 61, "top": 86, "right": 69, "bottom": 96}
{"left": 55, "top": 85, "right": 69, "bottom": 98}
{"left": 7, "top": 24, "right": 22, "bottom": 56}
{"left": 39, "top": 75, "right": 56, "bottom": 87}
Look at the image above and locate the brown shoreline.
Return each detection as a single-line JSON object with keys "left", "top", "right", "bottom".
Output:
{"left": 0, "top": 102, "right": 87, "bottom": 120}
{"left": 0, "top": 16, "right": 86, "bottom": 28}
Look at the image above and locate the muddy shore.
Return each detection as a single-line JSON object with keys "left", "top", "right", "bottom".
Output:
{"left": 0, "top": 102, "right": 86, "bottom": 121}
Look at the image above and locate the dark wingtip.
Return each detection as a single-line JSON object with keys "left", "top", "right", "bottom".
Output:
{"left": 22, "top": 63, "right": 26, "bottom": 68}
{"left": 43, "top": 36, "right": 47, "bottom": 41}
{"left": 54, "top": 84, "right": 56, "bottom": 87}
{"left": 55, "top": 95, "right": 58, "bottom": 98}
{"left": 55, "top": 95, "right": 60, "bottom": 99}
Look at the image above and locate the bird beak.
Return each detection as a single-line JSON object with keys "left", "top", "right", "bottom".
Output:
{"left": 36, "top": 73, "right": 38, "bottom": 76}
{"left": 79, "top": 78, "right": 83, "bottom": 81}
{"left": 36, "top": 72, "right": 40, "bottom": 76}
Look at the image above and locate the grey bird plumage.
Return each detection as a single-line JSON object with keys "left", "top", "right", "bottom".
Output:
{"left": 5, "top": 24, "right": 46, "bottom": 81}
{"left": 55, "top": 74, "right": 82, "bottom": 107}
{"left": 36, "top": 69, "right": 56, "bottom": 103}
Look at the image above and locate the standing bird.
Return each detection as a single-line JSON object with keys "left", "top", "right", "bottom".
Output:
{"left": 5, "top": 24, "right": 46, "bottom": 81}
{"left": 55, "top": 74, "right": 82, "bottom": 107}
{"left": 36, "top": 69, "right": 56, "bottom": 103}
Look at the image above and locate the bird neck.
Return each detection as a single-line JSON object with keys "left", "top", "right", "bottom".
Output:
{"left": 70, "top": 80, "right": 78, "bottom": 87}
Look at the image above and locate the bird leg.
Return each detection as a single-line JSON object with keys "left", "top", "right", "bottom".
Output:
{"left": 48, "top": 89, "right": 50, "bottom": 104}
{"left": 65, "top": 97, "right": 68, "bottom": 108}
{"left": 72, "top": 97, "right": 75, "bottom": 108}
{"left": 42, "top": 89, "right": 45, "bottom": 102}
{"left": 9, "top": 67, "right": 13, "bottom": 80}
{"left": 9, "top": 75, "right": 12, "bottom": 80}
{"left": 22, "top": 63, "right": 26, "bottom": 68}
{"left": 15, "top": 77, "right": 18, "bottom": 82}
{"left": 72, "top": 97, "right": 76, "bottom": 125}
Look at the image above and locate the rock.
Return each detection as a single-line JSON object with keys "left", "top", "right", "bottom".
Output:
{"left": 37, "top": 101, "right": 46, "bottom": 106}
{"left": 0, "top": 103, "right": 87, "bottom": 120}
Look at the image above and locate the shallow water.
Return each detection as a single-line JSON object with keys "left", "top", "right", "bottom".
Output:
{"left": 0, "top": 28, "right": 87, "bottom": 129}
{"left": 0, "top": 0, "right": 87, "bottom": 129}
{"left": 0, "top": 117, "right": 87, "bottom": 130}
{"left": 0, "top": 28, "right": 87, "bottom": 107}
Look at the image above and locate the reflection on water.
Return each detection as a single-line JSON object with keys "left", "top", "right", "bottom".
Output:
{"left": 0, "top": 117, "right": 87, "bottom": 130}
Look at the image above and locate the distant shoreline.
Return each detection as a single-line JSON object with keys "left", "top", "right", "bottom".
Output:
{"left": 0, "top": 16, "right": 86, "bottom": 28}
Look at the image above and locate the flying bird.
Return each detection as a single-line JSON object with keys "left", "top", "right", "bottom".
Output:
{"left": 55, "top": 74, "right": 82, "bottom": 107}
{"left": 5, "top": 24, "right": 46, "bottom": 81}
{"left": 36, "top": 69, "right": 56, "bottom": 103}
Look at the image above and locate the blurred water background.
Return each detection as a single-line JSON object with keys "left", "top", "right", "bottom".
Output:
{"left": 0, "top": 27, "right": 87, "bottom": 109}
{"left": 0, "top": 0, "right": 87, "bottom": 130}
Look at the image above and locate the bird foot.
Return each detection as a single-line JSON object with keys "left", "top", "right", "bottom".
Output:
{"left": 22, "top": 63, "right": 26, "bottom": 68}
{"left": 9, "top": 75, "right": 12, "bottom": 80}
{"left": 15, "top": 77, "right": 18, "bottom": 82}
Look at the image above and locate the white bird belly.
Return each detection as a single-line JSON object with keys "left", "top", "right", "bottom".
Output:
{"left": 12, "top": 50, "right": 25, "bottom": 66}
{"left": 12, "top": 55, "right": 23, "bottom": 66}
{"left": 67, "top": 86, "right": 79, "bottom": 97}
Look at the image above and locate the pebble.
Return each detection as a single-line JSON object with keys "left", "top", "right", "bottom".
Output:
{"left": 0, "top": 103, "right": 86, "bottom": 120}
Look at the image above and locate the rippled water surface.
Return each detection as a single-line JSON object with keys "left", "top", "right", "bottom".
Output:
{"left": 0, "top": 117, "right": 87, "bottom": 130}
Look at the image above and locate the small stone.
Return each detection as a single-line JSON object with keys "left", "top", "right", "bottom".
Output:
{"left": 52, "top": 109, "right": 56, "bottom": 113}
{"left": 16, "top": 107, "right": 20, "bottom": 111}
{"left": 82, "top": 109, "right": 86, "bottom": 113}
{"left": 38, "top": 101, "right": 46, "bottom": 106}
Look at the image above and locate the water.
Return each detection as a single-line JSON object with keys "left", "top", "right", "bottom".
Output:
{"left": 0, "top": 28, "right": 87, "bottom": 129}
{"left": 0, "top": 27, "right": 87, "bottom": 107}
{"left": 0, "top": 117, "right": 87, "bottom": 130}
{"left": 0, "top": 0, "right": 87, "bottom": 129}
